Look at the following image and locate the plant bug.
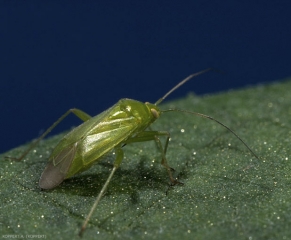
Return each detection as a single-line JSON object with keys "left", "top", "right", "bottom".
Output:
{"left": 8, "top": 68, "right": 259, "bottom": 236}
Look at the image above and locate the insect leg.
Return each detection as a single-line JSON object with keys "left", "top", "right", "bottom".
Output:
{"left": 6, "top": 108, "right": 92, "bottom": 161}
{"left": 125, "top": 131, "right": 181, "bottom": 185}
{"left": 79, "top": 145, "right": 124, "bottom": 237}
{"left": 153, "top": 132, "right": 183, "bottom": 185}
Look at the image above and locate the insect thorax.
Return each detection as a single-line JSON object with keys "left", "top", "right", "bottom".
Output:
{"left": 118, "top": 98, "right": 160, "bottom": 125}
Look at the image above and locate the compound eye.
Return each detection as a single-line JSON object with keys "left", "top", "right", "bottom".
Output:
{"left": 151, "top": 108, "right": 159, "bottom": 118}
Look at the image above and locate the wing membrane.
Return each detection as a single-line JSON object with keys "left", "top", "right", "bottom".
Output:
{"left": 39, "top": 143, "right": 77, "bottom": 189}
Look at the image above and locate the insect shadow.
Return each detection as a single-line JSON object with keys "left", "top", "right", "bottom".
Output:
{"left": 54, "top": 155, "right": 168, "bottom": 199}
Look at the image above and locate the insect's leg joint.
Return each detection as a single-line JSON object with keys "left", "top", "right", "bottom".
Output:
{"left": 113, "top": 146, "right": 124, "bottom": 168}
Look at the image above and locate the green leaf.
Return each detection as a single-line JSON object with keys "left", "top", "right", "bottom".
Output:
{"left": 1, "top": 78, "right": 291, "bottom": 239}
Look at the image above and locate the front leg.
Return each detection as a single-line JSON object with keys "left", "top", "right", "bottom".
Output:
{"left": 125, "top": 131, "right": 183, "bottom": 185}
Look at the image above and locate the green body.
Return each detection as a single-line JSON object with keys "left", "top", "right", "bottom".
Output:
{"left": 39, "top": 99, "right": 160, "bottom": 189}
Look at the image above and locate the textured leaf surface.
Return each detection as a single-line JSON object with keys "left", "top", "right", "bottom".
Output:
{"left": 1, "top": 78, "right": 291, "bottom": 239}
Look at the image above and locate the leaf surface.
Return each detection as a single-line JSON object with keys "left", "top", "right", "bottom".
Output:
{"left": 1, "top": 78, "right": 291, "bottom": 239}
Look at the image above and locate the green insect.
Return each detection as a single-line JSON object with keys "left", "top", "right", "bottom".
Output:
{"left": 10, "top": 69, "right": 259, "bottom": 236}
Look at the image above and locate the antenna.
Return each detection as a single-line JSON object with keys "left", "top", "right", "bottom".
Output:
{"left": 155, "top": 68, "right": 213, "bottom": 105}
{"left": 162, "top": 109, "right": 259, "bottom": 160}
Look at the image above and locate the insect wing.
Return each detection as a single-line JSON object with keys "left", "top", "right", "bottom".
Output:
{"left": 68, "top": 101, "right": 142, "bottom": 170}
{"left": 39, "top": 142, "right": 77, "bottom": 189}
{"left": 78, "top": 117, "right": 138, "bottom": 167}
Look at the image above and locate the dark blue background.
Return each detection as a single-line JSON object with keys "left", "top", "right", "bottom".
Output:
{"left": 1, "top": 1, "right": 290, "bottom": 154}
